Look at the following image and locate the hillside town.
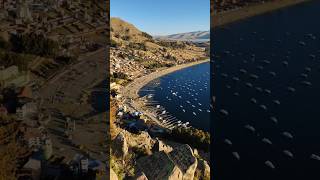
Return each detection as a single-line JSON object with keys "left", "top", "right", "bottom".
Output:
{"left": 109, "top": 17, "right": 210, "bottom": 180}
{"left": 0, "top": 0, "right": 109, "bottom": 179}
{"left": 110, "top": 17, "right": 209, "bottom": 85}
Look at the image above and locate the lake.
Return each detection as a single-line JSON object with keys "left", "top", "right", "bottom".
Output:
{"left": 139, "top": 62, "right": 210, "bottom": 131}
{"left": 212, "top": 1, "right": 320, "bottom": 179}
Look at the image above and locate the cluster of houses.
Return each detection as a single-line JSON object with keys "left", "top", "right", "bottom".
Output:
{"left": 110, "top": 39, "right": 207, "bottom": 83}
{"left": 115, "top": 104, "right": 166, "bottom": 137}
{"left": 110, "top": 47, "right": 149, "bottom": 80}
{"left": 0, "top": 0, "right": 108, "bottom": 179}
{"left": 0, "top": 80, "right": 106, "bottom": 179}
{"left": 0, "top": 0, "right": 107, "bottom": 46}
{"left": 0, "top": 83, "right": 55, "bottom": 179}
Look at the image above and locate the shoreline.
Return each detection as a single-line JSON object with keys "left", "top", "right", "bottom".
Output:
{"left": 122, "top": 59, "right": 209, "bottom": 100}
{"left": 121, "top": 59, "right": 210, "bottom": 129}
{"left": 213, "top": 0, "right": 312, "bottom": 27}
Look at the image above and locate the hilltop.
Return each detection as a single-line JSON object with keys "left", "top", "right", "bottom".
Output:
{"left": 111, "top": 17, "right": 151, "bottom": 43}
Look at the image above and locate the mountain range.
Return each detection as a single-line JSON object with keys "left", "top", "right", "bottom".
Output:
{"left": 155, "top": 31, "right": 210, "bottom": 42}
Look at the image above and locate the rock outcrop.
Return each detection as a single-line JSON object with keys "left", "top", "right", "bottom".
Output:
{"left": 168, "top": 144, "right": 198, "bottom": 180}
{"left": 136, "top": 144, "right": 201, "bottom": 180}
{"left": 113, "top": 131, "right": 128, "bottom": 158}
{"left": 124, "top": 130, "right": 155, "bottom": 153}
{"left": 152, "top": 138, "right": 173, "bottom": 154}
{"left": 194, "top": 159, "right": 210, "bottom": 180}
{"left": 136, "top": 151, "right": 183, "bottom": 180}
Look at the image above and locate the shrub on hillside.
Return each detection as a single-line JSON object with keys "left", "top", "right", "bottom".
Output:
{"left": 166, "top": 127, "right": 210, "bottom": 151}
{"left": 158, "top": 41, "right": 186, "bottom": 49}
{"left": 143, "top": 62, "right": 165, "bottom": 69}
{"left": 128, "top": 42, "right": 146, "bottom": 51}
{"left": 112, "top": 72, "right": 128, "bottom": 80}
{"left": 111, "top": 39, "right": 118, "bottom": 47}
{"left": 121, "top": 35, "right": 130, "bottom": 41}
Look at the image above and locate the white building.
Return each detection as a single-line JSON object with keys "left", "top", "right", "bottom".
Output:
{"left": 16, "top": 102, "right": 38, "bottom": 121}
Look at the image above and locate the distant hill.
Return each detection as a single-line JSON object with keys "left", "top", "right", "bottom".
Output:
{"left": 155, "top": 31, "right": 210, "bottom": 42}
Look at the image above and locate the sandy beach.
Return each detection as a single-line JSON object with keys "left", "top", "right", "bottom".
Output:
{"left": 213, "top": 0, "right": 312, "bottom": 27}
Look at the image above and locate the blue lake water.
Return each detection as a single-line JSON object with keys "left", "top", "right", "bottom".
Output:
{"left": 139, "top": 62, "right": 210, "bottom": 131}
{"left": 212, "top": 1, "right": 320, "bottom": 179}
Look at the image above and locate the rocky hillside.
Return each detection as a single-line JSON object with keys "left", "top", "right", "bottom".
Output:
{"left": 109, "top": 101, "right": 210, "bottom": 180}
{"left": 111, "top": 129, "right": 210, "bottom": 180}
{"left": 156, "top": 31, "right": 210, "bottom": 41}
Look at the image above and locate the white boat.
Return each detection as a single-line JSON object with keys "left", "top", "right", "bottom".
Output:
{"left": 232, "top": 152, "right": 240, "bottom": 160}
{"left": 219, "top": 109, "right": 229, "bottom": 116}
{"left": 262, "top": 138, "right": 272, "bottom": 145}
{"left": 299, "top": 41, "right": 306, "bottom": 46}
{"left": 224, "top": 139, "right": 232, "bottom": 146}
{"left": 265, "top": 161, "right": 275, "bottom": 169}
{"left": 311, "top": 154, "right": 320, "bottom": 161}
{"left": 273, "top": 100, "right": 280, "bottom": 105}
{"left": 282, "top": 131, "right": 293, "bottom": 139}
{"left": 270, "top": 116, "right": 278, "bottom": 124}
{"left": 283, "top": 150, "right": 294, "bottom": 158}
{"left": 260, "top": 104, "right": 267, "bottom": 110}
{"left": 244, "top": 125, "right": 255, "bottom": 132}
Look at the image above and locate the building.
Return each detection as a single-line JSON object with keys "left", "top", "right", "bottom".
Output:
{"left": 24, "top": 127, "right": 42, "bottom": 148}
{"left": 0, "top": 66, "right": 30, "bottom": 87}
{"left": 16, "top": 0, "right": 33, "bottom": 22}
{"left": 16, "top": 101, "right": 38, "bottom": 121}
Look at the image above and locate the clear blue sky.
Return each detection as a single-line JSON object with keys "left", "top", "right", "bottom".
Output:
{"left": 110, "top": 0, "right": 210, "bottom": 36}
